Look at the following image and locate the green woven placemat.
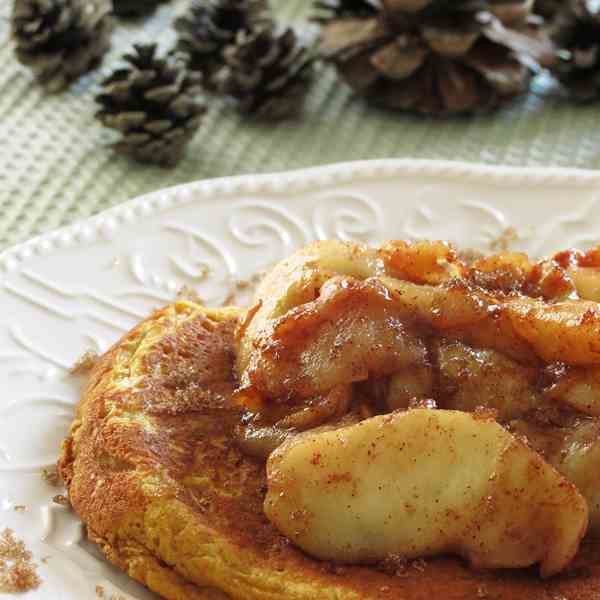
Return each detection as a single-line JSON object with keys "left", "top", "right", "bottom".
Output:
{"left": 1, "top": 1, "right": 599, "bottom": 249}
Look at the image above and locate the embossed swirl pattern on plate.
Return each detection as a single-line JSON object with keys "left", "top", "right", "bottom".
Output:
{"left": 313, "top": 193, "right": 384, "bottom": 244}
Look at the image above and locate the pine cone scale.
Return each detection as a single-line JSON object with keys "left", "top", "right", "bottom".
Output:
{"left": 313, "top": 0, "right": 378, "bottom": 22}
{"left": 100, "top": 79, "right": 136, "bottom": 102}
{"left": 573, "top": 46, "right": 598, "bottom": 68}
{"left": 117, "top": 132, "right": 150, "bottom": 144}
{"left": 370, "top": 41, "right": 427, "bottom": 79}
{"left": 338, "top": 50, "right": 382, "bottom": 90}
{"left": 533, "top": 0, "right": 561, "bottom": 20}
{"left": 112, "top": 0, "right": 169, "bottom": 18}
{"left": 319, "top": 18, "right": 391, "bottom": 59}
{"left": 144, "top": 120, "right": 173, "bottom": 134}
{"left": 481, "top": 14, "right": 555, "bottom": 66}
{"left": 144, "top": 85, "right": 181, "bottom": 104}
{"left": 464, "top": 39, "right": 530, "bottom": 93}
{"left": 101, "top": 111, "right": 147, "bottom": 130}
{"left": 422, "top": 26, "right": 481, "bottom": 57}
{"left": 437, "top": 60, "right": 484, "bottom": 113}
{"left": 488, "top": 0, "right": 535, "bottom": 25}
{"left": 384, "top": 0, "right": 433, "bottom": 13}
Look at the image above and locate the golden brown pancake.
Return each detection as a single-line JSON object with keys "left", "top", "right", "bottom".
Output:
{"left": 58, "top": 300, "right": 600, "bottom": 600}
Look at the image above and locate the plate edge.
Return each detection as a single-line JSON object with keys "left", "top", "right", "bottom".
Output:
{"left": 1, "top": 158, "right": 597, "bottom": 272}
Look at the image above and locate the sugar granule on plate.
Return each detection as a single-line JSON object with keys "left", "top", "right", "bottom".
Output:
{"left": 0, "top": 528, "right": 41, "bottom": 593}
{"left": 222, "top": 270, "right": 268, "bottom": 306}
{"left": 95, "top": 583, "right": 127, "bottom": 600}
{"left": 53, "top": 494, "right": 70, "bottom": 506}
{"left": 177, "top": 285, "right": 205, "bottom": 304}
{"left": 70, "top": 350, "right": 100, "bottom": 375}
{"left": 489, "top": 226, "right": 519, "bottom": 252}
{"left": 42, "top": 466, "right": 61, "bottom": 487}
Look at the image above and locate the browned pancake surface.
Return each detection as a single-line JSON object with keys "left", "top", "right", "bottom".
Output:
{"left": 59, "top": 302, "right": 600, "bottom": 600}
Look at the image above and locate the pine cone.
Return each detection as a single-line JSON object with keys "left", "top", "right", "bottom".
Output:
{"left": 11, "top": 0, "right": 112, "bottom": 92}
{"left": 214, "top": 26, "right": 314, "bottom": 119}
{"left": 551, "top": 0, "right": 600, "bottom": 101}
{"left": 174, "top": 0, "right": 271, "bottom": 86}
{"left": 317, "top": 0, "right": 554, "bottom": 115}
{"left": 112, "top": 0, "right": 169, "bottom": 18}
{"left": 95, "top": 44, "right": 206, "bottom": 166}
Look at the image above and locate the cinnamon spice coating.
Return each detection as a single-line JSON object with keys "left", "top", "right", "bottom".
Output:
{"left": 59, "top": 241, "right": 600, "bottom": 600}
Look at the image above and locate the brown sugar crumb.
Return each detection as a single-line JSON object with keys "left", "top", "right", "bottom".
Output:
{"left": 42, "top": 467, "right": 61, "bottom": 487}
{"left": 325, "top": 472, "right": 352, "bottom": 484}
{"left": 0, "top": 528, "right": 41, "bottom": 593}
{"left": 489, "top": 226, "right": 519, "bottom": 253}
{"left": 458, "top": 248, "right": 484, "bottom": 265}
{"left": 222, "top": 289, "right": 237, "bottom": 307}
{"left": 477, "top": 584, "right": 489, "bottom": 598}
{"left": 52, "top": 494, "right": 70, "bottom": 507}
{"left": 408, "top": 398, "right": 437, "bottom": 410}
{"left": 95, "top": 584, "right": 128, "bottom": 600}
{"left": 177, "top": 285, "right": 205, "bottom": 304}
{"left": 411, "top": 558, "right": 427, "bottom": 572}
{"left": 320, "top": 561, "right": 348, "bottom": 576}
{"left": 473, "top": 406, "right": 499, "bottom": 422}
{"left": 380, "top": 553, "right": 410, "bottom": 578}
{"left": 222, "top": 270, "right": 268, "bottom": 306}
{"left": 70, "top": 350, "right": 99, "bottom": 375}
{"left": 237, "top": 270, "right": 267, "bottom": 291}
{"left": 13, "top": 505, "right": 27, "bottom": 512}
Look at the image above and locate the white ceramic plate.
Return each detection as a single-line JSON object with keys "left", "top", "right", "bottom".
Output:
{"left": 3, "top": 159, "right": 600, "bottom": 600}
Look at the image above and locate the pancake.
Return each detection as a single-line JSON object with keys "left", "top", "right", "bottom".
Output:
{"left": 58, "top": 300, "right": 600, "bottom": 600}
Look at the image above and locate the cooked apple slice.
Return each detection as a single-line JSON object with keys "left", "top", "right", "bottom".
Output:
{"left": 510, "top": 415, "right": 600, "bottom": 535}
{"left": 265, "top": 409, "right": 588, "bottom": 578}
{"left": 435, "top": 340, "right": 542, "bottom": 420}
{"left": 236, "top": 240, "right": 382, "bottom": 378}
{"left": 238, "top": 275, "right": 429, "bottom": 402}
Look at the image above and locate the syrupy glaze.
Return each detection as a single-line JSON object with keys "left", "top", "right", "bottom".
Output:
{"left": 60, "top": 240, "right": 600, "bottom": 599}
{"left": 162, "top": 313, "right": 600, "bottom": 599}
{"left": 75, "top": 306, "right": 600, "bottom": 599}
{"left": 230, "top": 241, "right": 600, "bottom": 584}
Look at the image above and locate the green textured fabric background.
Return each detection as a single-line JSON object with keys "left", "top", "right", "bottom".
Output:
{"left": 1, "top": 1, "right": 600, "bottom": 250}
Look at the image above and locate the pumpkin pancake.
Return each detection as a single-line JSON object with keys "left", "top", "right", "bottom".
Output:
{"left": 59, "top": 299, "right": 600, "bottom": 600}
